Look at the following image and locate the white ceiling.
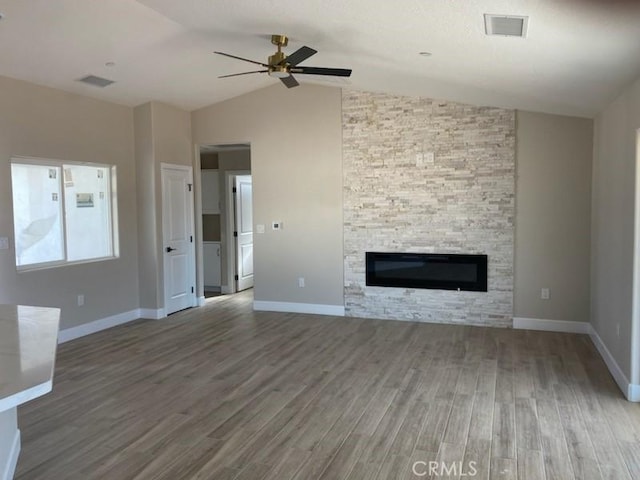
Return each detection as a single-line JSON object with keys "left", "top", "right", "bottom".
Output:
{"left": 0, "top": 0, "right": 639, "bottom": 117}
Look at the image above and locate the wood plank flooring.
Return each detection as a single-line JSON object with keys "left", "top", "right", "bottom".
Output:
{"left": 15, "top": 290, "right": 640, "bottom": 479}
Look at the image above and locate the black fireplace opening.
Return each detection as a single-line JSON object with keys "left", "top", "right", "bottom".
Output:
{"left": 365, "top": 252, "right": 488, "bottom": 292}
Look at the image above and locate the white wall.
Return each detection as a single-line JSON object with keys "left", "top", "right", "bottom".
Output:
{"left": 192, "top": 84, "right": 344, "bottom": 307}
{"left": 0, "top": 75, "right": 139, "bottom": 329}
{"left": 592, "top": 76, "right": 640, "bottom": 384}
{"left": 515, "top": 111, "right": 593, "bottom": 323}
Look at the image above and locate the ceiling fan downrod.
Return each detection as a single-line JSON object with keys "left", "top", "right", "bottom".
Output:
{"left": 268, "top": 34, "right": 289, "bottom": 77}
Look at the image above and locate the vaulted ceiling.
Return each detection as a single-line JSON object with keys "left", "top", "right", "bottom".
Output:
{"left": 0, "top": 0, "right": 639, "bottom": 117}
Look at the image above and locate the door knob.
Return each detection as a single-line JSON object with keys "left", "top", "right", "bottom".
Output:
{"left": 166, "top": 246, "right": 176, "bottom": 253}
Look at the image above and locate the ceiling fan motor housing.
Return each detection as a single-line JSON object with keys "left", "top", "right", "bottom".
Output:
{"left": 268, "top": 51, "right": 286, "bottom": 67}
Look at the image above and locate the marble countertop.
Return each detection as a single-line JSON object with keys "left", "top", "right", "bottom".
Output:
{"left": 0, "top": 305, "right": 60, "bottom": 412}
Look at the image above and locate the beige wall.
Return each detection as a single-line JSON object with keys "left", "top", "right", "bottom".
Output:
{"left": 592, "top": 76, "right": 640, "bottom": 383}
{"left": 515, "top": 111, "right": 593, "bottom": 323}
{"left": 202, "top": 215, "right": 221, "bottom": 242}
{"left": 0, "top": 75, "right": 139, "bottom": 329}
{"left": 201, "top": 152, "right": 219, "bottom": 169}
{"left": 134, "top": 101, "right": 192, "bottom": 311}
{"left": 0, "top": 73, "right": 603, "bottom": 344}
{"left": 134, "top": 103, "right": 159, "bottom": 310}
{"left": 192, "top": 84, "right": 344, "bottom": 306}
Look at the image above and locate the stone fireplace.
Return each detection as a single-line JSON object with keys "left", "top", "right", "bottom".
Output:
{"left": 342, "top": 90, "right": 515, "bottom": 327}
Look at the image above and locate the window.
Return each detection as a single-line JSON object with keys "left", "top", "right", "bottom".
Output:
{"left": 10, "top": 157, "right": 118, "bottom": 270}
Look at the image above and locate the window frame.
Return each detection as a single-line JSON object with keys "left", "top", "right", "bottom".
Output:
{"left": 10, "top": 156, "right": 119, "bottom": 272}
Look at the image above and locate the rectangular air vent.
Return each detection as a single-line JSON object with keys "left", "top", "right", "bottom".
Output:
{"left": 484, "top": 14, "right": 528, "bottom": 37}
{"left": 77, "top": 75, "right": 115, "bottom": 88}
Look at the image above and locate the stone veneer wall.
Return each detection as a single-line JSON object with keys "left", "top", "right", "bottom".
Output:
{"left": 343, "top": 90, "right": 516, "bottom": 327}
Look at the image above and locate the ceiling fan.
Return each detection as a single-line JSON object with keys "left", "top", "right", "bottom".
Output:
{"left": 214, "top": 34, "right": 352, "bottom": 88}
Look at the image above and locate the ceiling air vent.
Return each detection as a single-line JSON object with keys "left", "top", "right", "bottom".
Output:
{"left": 77, "top": 75, "right": 115, "bottom": 88}
{"left": 484, "top": 14, "right": 528, "bottom": 37}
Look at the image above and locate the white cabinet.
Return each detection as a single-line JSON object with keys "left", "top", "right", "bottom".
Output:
{"left": 201, "top": 170, "right": 220, "bottom": 214}
{"left": 203, "top": 242, "right": 221, "bottom": 287}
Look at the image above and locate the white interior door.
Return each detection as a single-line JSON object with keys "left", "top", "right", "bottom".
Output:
{"left": 162, "top": 164, "right": 196, "bottom": 315}
{"left": 234, "top": 175, "right": 253, "bottom": 291}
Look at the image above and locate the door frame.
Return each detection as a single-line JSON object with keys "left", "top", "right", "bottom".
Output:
{"left": 233, "top": 174, "right": 254, "bottom": 292}
{"left": 632, "top": 128, "right": 640, "bottom": 394}
{"left": 224, "top": 169, "right": 251, "bottom": 294}
{"left": 161, "top": 162, "right": 197, "bottom": 314}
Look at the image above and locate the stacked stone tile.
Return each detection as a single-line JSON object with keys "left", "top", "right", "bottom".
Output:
{"left": 342, "top": 90, "right": 515, "bottom": 327}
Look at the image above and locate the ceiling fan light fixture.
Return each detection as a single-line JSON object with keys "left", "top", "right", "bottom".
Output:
{"left": 268, "top": 66, "right": 290, "bottom": 78}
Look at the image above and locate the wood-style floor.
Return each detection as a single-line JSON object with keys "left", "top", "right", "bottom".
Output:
{"left": 15, "top": 290, "right": 640, "bottom": 480}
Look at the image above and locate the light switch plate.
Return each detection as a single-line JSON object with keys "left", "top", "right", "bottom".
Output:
{"left": 256, "top": 224, "right": 265, "bottom": 234}
{"left": 0, "top": 237, "right": 9, "bottom": 250}
{"left": 272, "top": 221, "right": 283, "bottom": 230}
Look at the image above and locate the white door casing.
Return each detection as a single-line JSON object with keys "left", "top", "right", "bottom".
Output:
{"left": 234, "top": 175, "right": 253, "bottom": 291}
{"left": 162, "top": 164, "right": 196, "bottom": 315}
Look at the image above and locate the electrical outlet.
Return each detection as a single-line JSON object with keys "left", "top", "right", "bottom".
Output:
{"left": 77, "top": 294, "right": 85, "bottom": 306}
{"left": 298, "top": 277, "right": 305, "bottom": 288}
{"left": 272, "top": 221, "right": 283, "bottom": 230}
{"left": 541, "top": 288, "right": 550, "bottom": 300}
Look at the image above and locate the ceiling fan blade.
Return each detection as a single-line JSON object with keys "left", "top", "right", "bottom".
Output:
{"left": 291, "top": 66, "right": 352, "bottom": 77}
{"left": 214, "top": 51, "right": 268, "bottom": 67}
{"left": 281, "top": 46, "right": 317, "bottom": 66}
{"left": 280, "top": 75, "right": 299, "bottom": 88}
{"left": 218, "top": 70, "right": 268, "bottom": 78}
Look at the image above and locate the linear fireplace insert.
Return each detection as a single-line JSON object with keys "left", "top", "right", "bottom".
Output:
{"left": 365, "top": 252, "right": 488, "bottom": 292}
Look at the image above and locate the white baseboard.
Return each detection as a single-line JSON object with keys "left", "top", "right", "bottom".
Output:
{"left": 197, "top": 296, "right": 206, "bottom": 307}
{"left": 513, "top": 317, "right": 640, "bottom": 401}
{"left": 221, "top": 285, "right": 233, "bottom": 294}
{"left": 253, "top": 301, "right": 345, "bottom": 317}
{"left": 139, "top": 308, "right": 165, "bottom": 320}
{"left": 513, "top": 317, "right": 591, "bottom": 334}
{"left": 628, "top": 384, "right": 640, "bottom": 402}
{"left": 2, "top": 429, "right": 20, "bottom": 480}
{"left": 58, "top": 309, "right": 141, "bottom": 343}
{"left": 589, "top": 327, "right": 640, "bottom": 402}
{"left": 58, "top": 305, "right": 170, "bottom": 343}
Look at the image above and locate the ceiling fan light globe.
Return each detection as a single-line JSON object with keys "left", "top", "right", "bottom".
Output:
{"left": 268, "top": 66, "right": 290, "bottom": 78}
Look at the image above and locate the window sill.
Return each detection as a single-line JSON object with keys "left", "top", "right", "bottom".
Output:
{"left": 16, "top": 255, "right": 119, "bottom": 273}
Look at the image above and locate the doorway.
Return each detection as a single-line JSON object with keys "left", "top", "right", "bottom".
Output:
{"left": 198, "top": 145, "right": 252, "bottom": 298}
